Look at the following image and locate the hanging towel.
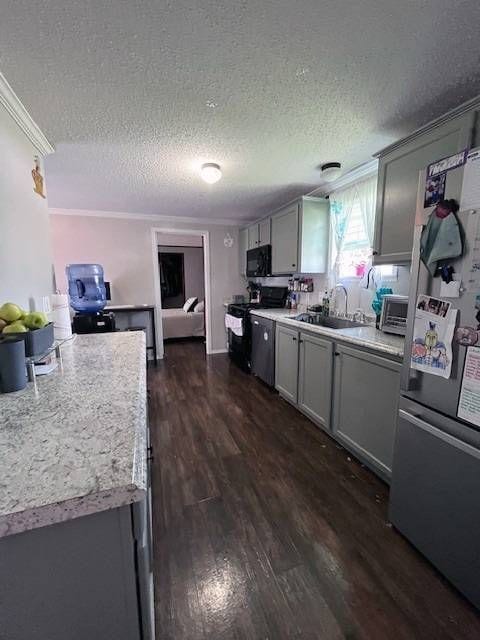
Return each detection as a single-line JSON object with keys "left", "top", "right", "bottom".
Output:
{"left": 225, "top": 313, "right": 243, "bottom": 337}
{"left": 420, "top": 211, "right": 463, "bottom": 276}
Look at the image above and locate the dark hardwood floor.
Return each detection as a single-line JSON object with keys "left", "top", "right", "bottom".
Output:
{"left": 148, "top": 341, "right": 480, "bottom": 639}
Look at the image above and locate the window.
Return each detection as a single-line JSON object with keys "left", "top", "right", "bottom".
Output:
{"left": 329, "top": 176, "right": 377, "bottom": 281}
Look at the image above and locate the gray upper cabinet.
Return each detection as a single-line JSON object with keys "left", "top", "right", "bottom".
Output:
{"left": 373, "top": 109, "right": 477, "bottom": 265}
{"left": 239, "top": 228, "right": 248, "bottom": 276}
{"left": 247, "top": 224, "right": 259, "bottom": 250}
{"left": 298, "top": 332, "right": 333, "bottom": 431}
{"left": 298, "top": 197, "right": 329, "bottom": 273}
{"left": 247, "top": 218, "right": 271, "bottom": 249}
{"left": 275, "top": 324, "right": 299, "bottom": 403}
{"left": 271, "top": 203, "right": 299, "bottom": 274}
{"left": 332, "top": 344, "right": 401, "bottom": 481}
{"left": 259, "top": 218, "right": 271, "bottom": 246}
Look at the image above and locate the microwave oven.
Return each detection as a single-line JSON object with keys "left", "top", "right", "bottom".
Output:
{"left": 246, "top": 245, "right": 272, "bottom": 277}
{"left": 379, "top": 294, "right": 409, "bottom": 335}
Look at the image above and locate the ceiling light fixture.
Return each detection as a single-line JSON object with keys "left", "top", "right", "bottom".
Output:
{"left": 200, "top": 163, "right": 222, "bottom": 184}
{"left": 320, "top": 162, "right": 342, "bottom": 182}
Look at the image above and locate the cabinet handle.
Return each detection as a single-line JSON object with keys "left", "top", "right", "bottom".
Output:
{"left": 292, "top": 264, "right": 296, "bottom": 267}
{"left": 299, "top": 339, "right": 303, "bottom": 343}
{"left": 372, "top": 250, "right": 378, "bottom": 256}
{"left": 292, "top": 336, "right": 297, "bottom": 341}
{"left": 334, "top": 352, "right": 340, "bottom": 356}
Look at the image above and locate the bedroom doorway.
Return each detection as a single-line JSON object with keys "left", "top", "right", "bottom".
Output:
{"left": 155, "top": 232, "right": 208, "bottom": 357}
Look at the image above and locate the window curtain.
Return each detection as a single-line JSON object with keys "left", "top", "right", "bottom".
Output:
{"left": 329, "top": 175, "right": 377, "bottom": 284}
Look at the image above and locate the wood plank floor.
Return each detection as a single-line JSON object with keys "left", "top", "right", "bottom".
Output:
{"left": 148, "top": 341, "right": 480, "bottom": 639}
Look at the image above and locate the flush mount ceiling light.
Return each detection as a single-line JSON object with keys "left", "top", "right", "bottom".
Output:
{"left": 200, "top": 162, "right": 222, "bottom": 184}
{"left": 320, "top": 162, "right": 342, "bottom": 182}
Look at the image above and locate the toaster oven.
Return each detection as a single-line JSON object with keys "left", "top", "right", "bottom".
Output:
{"left": 379, "top": 294, "right": 409, "bottom": 335}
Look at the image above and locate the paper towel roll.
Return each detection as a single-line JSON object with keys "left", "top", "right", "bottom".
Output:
{"left": 51, "top": 294, "right": 72, "bottom": 340}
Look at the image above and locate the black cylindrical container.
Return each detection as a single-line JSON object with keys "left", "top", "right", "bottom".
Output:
{"left": 0, "top": 337, "right": 27, "bottom": 393}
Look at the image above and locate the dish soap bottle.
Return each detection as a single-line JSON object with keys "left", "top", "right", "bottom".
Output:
{"left": 322, "top": 290, "right": 330, "bottom": 317}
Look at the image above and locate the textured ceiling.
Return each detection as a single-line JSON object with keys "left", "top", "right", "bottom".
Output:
{"left": 1, "top": 1, "right": 480, "bottom": 221}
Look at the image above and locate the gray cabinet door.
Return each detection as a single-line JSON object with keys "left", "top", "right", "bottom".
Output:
{"left": 251, "top": 316, "right": 275, "bottom": 386}
{"left": 239, "top": 228, "right": 248, "bottom": 276}
{"left": 298, "top": 198, "right": 329, "bottom": 273}
{"left": 271, "top": 204, "right": 299, "bottom": 274}
{"left": 298, "top": 332, "right": 333, "bottom": 431}
{"left": 332, "top": 345, "right": 401, "bottom": 481}
{"left": 275, "top": 324, "right": 299, "bottom": 403}
{"left": 374, "top": 110, "right": 476, "bottom": 264}
{"left": 247, "top": 224, "right": 259, "bottom": 249}
{"left": 258, "top": 218, "right": 271, "bottom": 246}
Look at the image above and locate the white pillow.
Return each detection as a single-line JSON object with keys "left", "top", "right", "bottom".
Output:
{"left": 194, "top": 300, "right": 205, "bottom": 313}
{"left": 183, "top": 297, "right": 198, "bottom": 312}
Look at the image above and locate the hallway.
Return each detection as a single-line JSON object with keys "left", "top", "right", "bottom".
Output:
{"left": 148, "top": 341, "right": 480, "bottom": 639}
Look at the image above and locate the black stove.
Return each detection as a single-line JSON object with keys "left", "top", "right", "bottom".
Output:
{"left": 226, "top": 287, "right": 288, "bottom": 372}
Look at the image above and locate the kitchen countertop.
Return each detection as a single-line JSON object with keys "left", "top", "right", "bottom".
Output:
{"left": 0, "top": 332, "right": 147, "bottom": 538}
{"left": 250, "top": 308, "right": 405, "bottom": 358}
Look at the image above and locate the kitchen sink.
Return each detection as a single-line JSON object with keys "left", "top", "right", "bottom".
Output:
{"left": 291, "top": 313, "right": 365, "bottom": 330}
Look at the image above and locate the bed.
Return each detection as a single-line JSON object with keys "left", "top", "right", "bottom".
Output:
{"left": 161, "top": 307, "right": 205, "bottom": 339}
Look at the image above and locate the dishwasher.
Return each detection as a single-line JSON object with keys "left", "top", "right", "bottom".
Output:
{"left": 251, "top": 316, "right": 275, "bottom": 387}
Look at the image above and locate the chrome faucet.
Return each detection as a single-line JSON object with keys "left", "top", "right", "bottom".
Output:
{"left": 331, "top": 284, "right": 348, "bottom": 317}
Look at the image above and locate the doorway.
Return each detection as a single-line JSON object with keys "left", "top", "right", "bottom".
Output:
{"left": 152, "top": 229, "right": 210, "bottom": 358}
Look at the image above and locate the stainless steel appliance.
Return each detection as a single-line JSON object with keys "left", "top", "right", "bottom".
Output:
{"left": 227, "top": 286, "right": 287, "bottom": 374}
{"left": 251, "top": 316, "right": 275, "bottom": 386}
{"left": 379, "top": 294, "right": 409, "bottom": 335}
{"left": 389, "top": 166, "right": 480, "bottom": 610}
{"left": 246, "top": 245, "right": 271, "bottom": 277}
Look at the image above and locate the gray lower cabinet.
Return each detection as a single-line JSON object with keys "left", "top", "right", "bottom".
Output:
{"left": 271, "top": 204, "right": 299, "bottom": 274}
{"left": 298, "top": 332, "right": 333, "bottom": 431}
{"left": 332, "top": 344, "right": 401, "bottom": 481}
{"left": 275, "top": 324, "right": 299, "bottom": 403}
{"left": 373, "top": 109, "right": 476, "bottom": 264}
{"left": 0, "top": 500, "right": 154, "bottom": 640}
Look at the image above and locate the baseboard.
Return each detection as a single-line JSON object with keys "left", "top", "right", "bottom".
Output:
{"left": 208, "top": 348, "right": 228, "bottom": 355}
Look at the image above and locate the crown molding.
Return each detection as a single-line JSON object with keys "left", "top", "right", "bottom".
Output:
{"left": 374, "top": 93, "right": 480, "bottom": 158}
{"left": 49, "top": 207, "right": 246, "bottom": 226}
{"left": 0, "top": 72, "right": 54, "bottom": 156}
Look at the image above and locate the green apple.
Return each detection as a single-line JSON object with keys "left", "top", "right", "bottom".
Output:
{"left": 3, "top": 321, "right": 28, "bottom": 334}
{"left": 0, "top": 318, "right": 7, "bottom": 332}
{"left": 23, "top": 311, "right": 48, "bottom": 330}
{"left": 0, "top": 302, "right": 22, "bottom": 323}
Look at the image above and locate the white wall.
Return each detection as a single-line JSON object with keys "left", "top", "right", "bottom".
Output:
{"left": 0, "top": 104, "right": 54, "bottom": 310}
{"left": 50, "top": 212, "right": 244, "bottom": 353}
{"left": 158, "top": 245, "right": 205, "bottom": 303}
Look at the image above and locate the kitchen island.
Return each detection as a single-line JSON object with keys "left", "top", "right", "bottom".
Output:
{"left": 0, "top": 332, "right": 154, "bottom": 640}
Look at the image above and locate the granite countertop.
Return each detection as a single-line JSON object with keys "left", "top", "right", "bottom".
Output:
{"left": 0, "top": 332, "right": 147, "bottom": 538}
{"left": 250, "top": 308, "right": 405, "bottom": 358}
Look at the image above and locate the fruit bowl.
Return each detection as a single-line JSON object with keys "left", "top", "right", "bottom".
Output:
{"left": 4, "top": 322, "right": 54, "bottom": 358}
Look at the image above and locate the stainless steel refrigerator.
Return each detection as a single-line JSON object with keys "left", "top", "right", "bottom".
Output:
{"left": 389, "top": 164, "right": 480, "bottom": 610}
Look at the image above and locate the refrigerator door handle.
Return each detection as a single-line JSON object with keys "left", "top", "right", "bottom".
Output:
{"left": 400, "top": 224, "right": 424, "bottom": 392}
{"left": 398, "top": 409, "right": 480, "bottom": 459}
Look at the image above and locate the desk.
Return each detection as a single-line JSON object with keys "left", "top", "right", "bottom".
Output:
{"left": 106, "top": 305, "right": 157, "bottom": 365}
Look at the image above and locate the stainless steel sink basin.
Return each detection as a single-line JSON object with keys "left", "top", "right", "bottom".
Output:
{"left": 291, "top": 313, "right": 365, "bottom": 330}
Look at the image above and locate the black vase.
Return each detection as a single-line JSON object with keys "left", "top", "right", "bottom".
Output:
{"left": 0, "top": 337, "right": 27, "bottom": 393}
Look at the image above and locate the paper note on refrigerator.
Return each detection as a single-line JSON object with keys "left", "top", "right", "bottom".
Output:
{"left": 457, "top": 346, "right": 480, "bottom": 427}
{"left": 411, "top": 296, "right": 457, "bottom": 379}
{"left": 460, "top": 148, "right": 480, "bottom": 210}
{"left": 461, "top": 211, "right": 480, "bottom": 292}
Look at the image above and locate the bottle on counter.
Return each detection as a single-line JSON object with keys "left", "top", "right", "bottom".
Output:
{"left": 322, "top": 290, "right": 330, "bottom": 317}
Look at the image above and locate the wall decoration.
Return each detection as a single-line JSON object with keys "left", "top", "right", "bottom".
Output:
{"left": 32, "top": 156, "right": 46, "bottom": 199}
{"left": 224, "top": 233, "right": 234, "bottom": 248}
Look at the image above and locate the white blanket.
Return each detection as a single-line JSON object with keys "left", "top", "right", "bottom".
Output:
{"left": 162, "top": 308, "right": 205, "bottom": 339}
{"left": 225, "top": 313, "right": 243, "bottom": 337}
